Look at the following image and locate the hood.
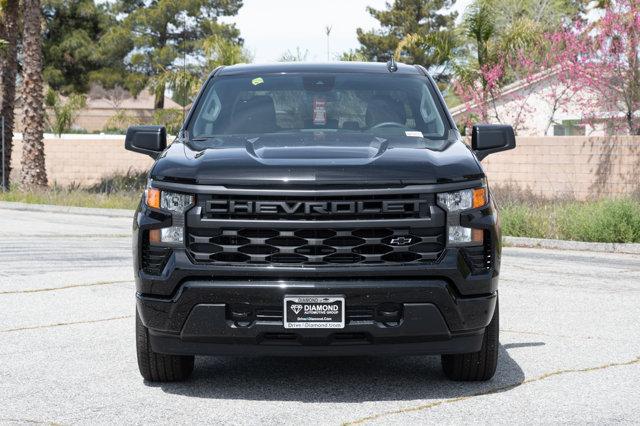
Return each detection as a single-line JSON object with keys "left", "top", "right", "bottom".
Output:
{"left": 151, "top": 133, "right": 484, "bottom": 186}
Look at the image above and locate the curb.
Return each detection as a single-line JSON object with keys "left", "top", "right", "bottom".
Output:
{"left": 0, "top": 201, "right": 132, "bottom": 218}
{"left": 1, "top": 201, "right": 639, "bottom": 255}
{"left": 503, "top": 236, "right": 640, "bottom": 255}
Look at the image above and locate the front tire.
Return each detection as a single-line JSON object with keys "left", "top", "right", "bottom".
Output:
{"left": 136, "top": 310, "right": 194, "bottom": 382}
{"left": 441, "top": 298, "right": 499, "bottom": 381}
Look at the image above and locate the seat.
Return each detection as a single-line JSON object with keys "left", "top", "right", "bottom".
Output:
{"left": 342, "top": 121, "right": 361, "bottom": 130}
{"left": 365, "top": 96, "right": 406, "bottom": 128}
{"left": 228, "top": 95, "right": 278, "bottom": 134}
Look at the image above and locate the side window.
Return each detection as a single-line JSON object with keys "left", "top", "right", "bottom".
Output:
{"left": 192, "top": 89, "right": 222, "bottom": 136}
{"left": 420, "top": 85, "right": 444, "bottom": 136}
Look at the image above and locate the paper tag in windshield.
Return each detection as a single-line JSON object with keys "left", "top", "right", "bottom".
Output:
{"left": 312, "top": 98, "right": 327, "bottom": 126}
{"left": 405, "top": 131, "right": 423, "bottom": 137}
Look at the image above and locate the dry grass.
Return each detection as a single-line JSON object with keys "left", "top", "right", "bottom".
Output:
{"left": 0, "top": 170, "right": 144, "bottom": 210}
{"left": 492, "top": 184, "right": 640, "bottom": 243}
{"left": 0, "top": 188, "right": 140, "bottom": 210}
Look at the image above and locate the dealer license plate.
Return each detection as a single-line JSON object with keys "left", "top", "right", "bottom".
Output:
{"left": 283, "top": 295, "right": 345, "bottom": 329}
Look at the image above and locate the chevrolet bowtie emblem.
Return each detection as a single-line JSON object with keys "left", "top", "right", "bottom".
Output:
{"left": 389, "top": 237, "right": 413, "bottom": 246}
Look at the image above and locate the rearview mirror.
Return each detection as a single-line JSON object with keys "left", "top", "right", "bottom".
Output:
{"left": 471, "top": 124, "right": 516, "bottom": 161}
{"left": 125, "top": 126, "right": 167, "bottom": 159}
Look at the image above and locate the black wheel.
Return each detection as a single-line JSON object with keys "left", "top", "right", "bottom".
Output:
{"left": 441, "top": 298, "right": 499, "bottom": 381}
{"left": 136, "top": 309, "right": 194, "bottom": 382}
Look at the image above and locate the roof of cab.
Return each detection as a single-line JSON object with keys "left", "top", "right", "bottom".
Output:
{"left": 216, "top": 61, "right": 423, "bottom": 76}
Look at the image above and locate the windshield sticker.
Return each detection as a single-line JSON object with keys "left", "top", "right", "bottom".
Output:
{"left": 312, "top": 98, "right": 327, "bottom": 126}
{"left": 251, "top": 77, "right": 264, "bottom": 86}
{"left": 405, "top": 131, "right": 423, "bottom": 137}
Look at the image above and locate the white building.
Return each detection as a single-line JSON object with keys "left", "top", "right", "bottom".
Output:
{"left": 448, "top": 68, "right": 625, "bottom": 136}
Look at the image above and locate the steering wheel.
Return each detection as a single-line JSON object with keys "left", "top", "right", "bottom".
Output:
{"left": 369, "top": 122, "right": 406, "bottom": 130}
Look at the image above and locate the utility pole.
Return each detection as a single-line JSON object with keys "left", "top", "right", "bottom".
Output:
{"left": 325, "top": 25, "right": 332, "bottom": 61}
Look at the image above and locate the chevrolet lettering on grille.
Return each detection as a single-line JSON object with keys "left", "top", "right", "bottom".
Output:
{"left": 204, "top": 199, "right": 430, "bottom": 216}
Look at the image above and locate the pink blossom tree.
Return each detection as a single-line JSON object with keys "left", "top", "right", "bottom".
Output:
{"left": 521, "top": 28, "right": 590, "bottom": 135}
{"left": 569, "top": 0, "right": 640, "bottom": 135}
{"left": 453, "top": 60, "right": 504, "bottom": 130}
{"left": 454, "top": 48, "right": 561, "bottom": 135}
{"left": 455, "top": 0, "right": 640, "bottom": 136}
{"left": 530, "top": 0, "right": 640, "bottom": 135}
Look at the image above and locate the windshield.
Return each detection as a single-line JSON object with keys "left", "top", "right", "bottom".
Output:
{"left": 187, "top": 73, "right": 450, "bottom": 143}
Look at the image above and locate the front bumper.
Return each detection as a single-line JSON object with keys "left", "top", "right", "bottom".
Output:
{"left": 137, "top": 279, "right": 497, "bottom": 356}
{"left": 133, "top": 190, "right": 501, "bottom": 298}
{"left": 134, "top": 181, "right": 501, "bottom": 356}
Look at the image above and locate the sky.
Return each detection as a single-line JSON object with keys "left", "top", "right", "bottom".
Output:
{"left": 222, "top": 0, "right": 471, "bottom": 63}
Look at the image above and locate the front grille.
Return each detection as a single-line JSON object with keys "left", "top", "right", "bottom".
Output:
{"left": 187, "top": 227, "right": 445, "bottom": 266}
{"left": 199, "top": 193, "right": 434, "bottom": 220}
{"left": 141, "top": 238, "right": 171, "bottom": 275}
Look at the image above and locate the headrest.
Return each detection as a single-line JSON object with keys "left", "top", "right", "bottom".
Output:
{"left": 365, "top": 96, "right": 406, "bottom": 127}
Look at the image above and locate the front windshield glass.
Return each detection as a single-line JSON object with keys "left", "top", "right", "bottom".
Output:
{"left": 187, "top": 73, "right": 450, "bottom": 143}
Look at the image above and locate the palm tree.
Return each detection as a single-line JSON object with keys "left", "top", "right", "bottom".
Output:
{"left": 393, "top": 31, "right": 458, "bottom": 82}
{"left": 0, "top": 0, "right": 19, "bottom": 189}
{"left": 465, "top": 0, "right": 495, "bottom": 73}
{"left": 20, "top": 0, "right": 47, "bottom": 187}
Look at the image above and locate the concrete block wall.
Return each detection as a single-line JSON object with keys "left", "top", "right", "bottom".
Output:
{"left": 10, "top": 135, "right": 154, "bottom": 186}
{"left": 482, "top": 136, "right": 640, "bottom": 199}
{"left": 13, "top": 109, "right": 155, "bottom": 133}
{"left": 8, "top": 134, "right": 640, "bottom": 199}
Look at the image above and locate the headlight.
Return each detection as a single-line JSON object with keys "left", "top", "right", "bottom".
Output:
{"left": 146, "top": 189, "right": 193, "bottom": 212}
{"left": 145, "top": 189, "right": 193, "bottom": 244}
{"left": 447, "top": 226, "right": 484, "bottom": 245}
{"left": 437, "top": 187, "right": 487, "bottom": 246}
{"left": 160, "top": 226, "right": 184, "bottom": 243}
{"left": 437, "top": 188, "right": 487, "bottom": 212}
{"left": 160, "top": 191, "right": 193, "bottom": 213}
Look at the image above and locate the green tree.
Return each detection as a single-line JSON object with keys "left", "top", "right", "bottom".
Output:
{"left": 461, "top": 0, "right": 588, "bottom": 77}
{"left": 339, "top": 49, "right": 368, "bottom": 62}
{"left": 110, "top": 0, "right": 244, "bottom": 109}
{"left": 92, "top": 22, "right": 146, "bottom": 96}
{"left": 171, "top": 34, "right": 251, "bottom": 105}
{"left": 453, "top": 0, "right": 590, "bottom": 124}
{"left": 279, "top": 47, "right": 309, "bottom": 62}
{"left": 355, "top": 0, "right": 458, "bottom": 69}
{"left": 42, "top": 0, "right": 135, "bottom": 94}
{"left": 202, "top": 33, "right": 252, "bottom": 69}
{"left": 394, "top": 30, "right": 460, "bottom": 82}
{"left": 152, "top": 108, "right": 184, "bottom": 135}
{"left": 44, "top": 89, "right": 87, "bottom": 136}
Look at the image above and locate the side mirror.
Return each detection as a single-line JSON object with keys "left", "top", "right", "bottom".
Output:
{"left": 471, "top": 124, "right": 516, "bottom": 161}
{"left": 125, "top": 125, "right": 167, "bottom": 159}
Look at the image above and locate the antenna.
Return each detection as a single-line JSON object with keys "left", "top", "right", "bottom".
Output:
{"left": 387, "top": 57, "right": 398, "bottom": 73}
{"left": 325, "top": 25, "right": 332, "bottom": 62}
{"left": 181, "top": 11, "right": 187, "bottom": 129}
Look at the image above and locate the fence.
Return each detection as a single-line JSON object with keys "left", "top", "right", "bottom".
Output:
{"left": 7, "top": 134, "right": 640, "bottom": 199}
{"left": 482, "top": 136, "right": 639, "bottom": 199}
{"left": 9, "top": 134, "right": 153, "bottom": 186}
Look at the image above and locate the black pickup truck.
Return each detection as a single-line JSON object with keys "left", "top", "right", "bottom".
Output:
{"left": 126, "top": 61, "right": 515, "bottom": 382}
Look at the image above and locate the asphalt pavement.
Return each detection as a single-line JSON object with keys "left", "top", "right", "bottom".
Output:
{"left": 1, "top": 206, "right": 639, "bottom": 424}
